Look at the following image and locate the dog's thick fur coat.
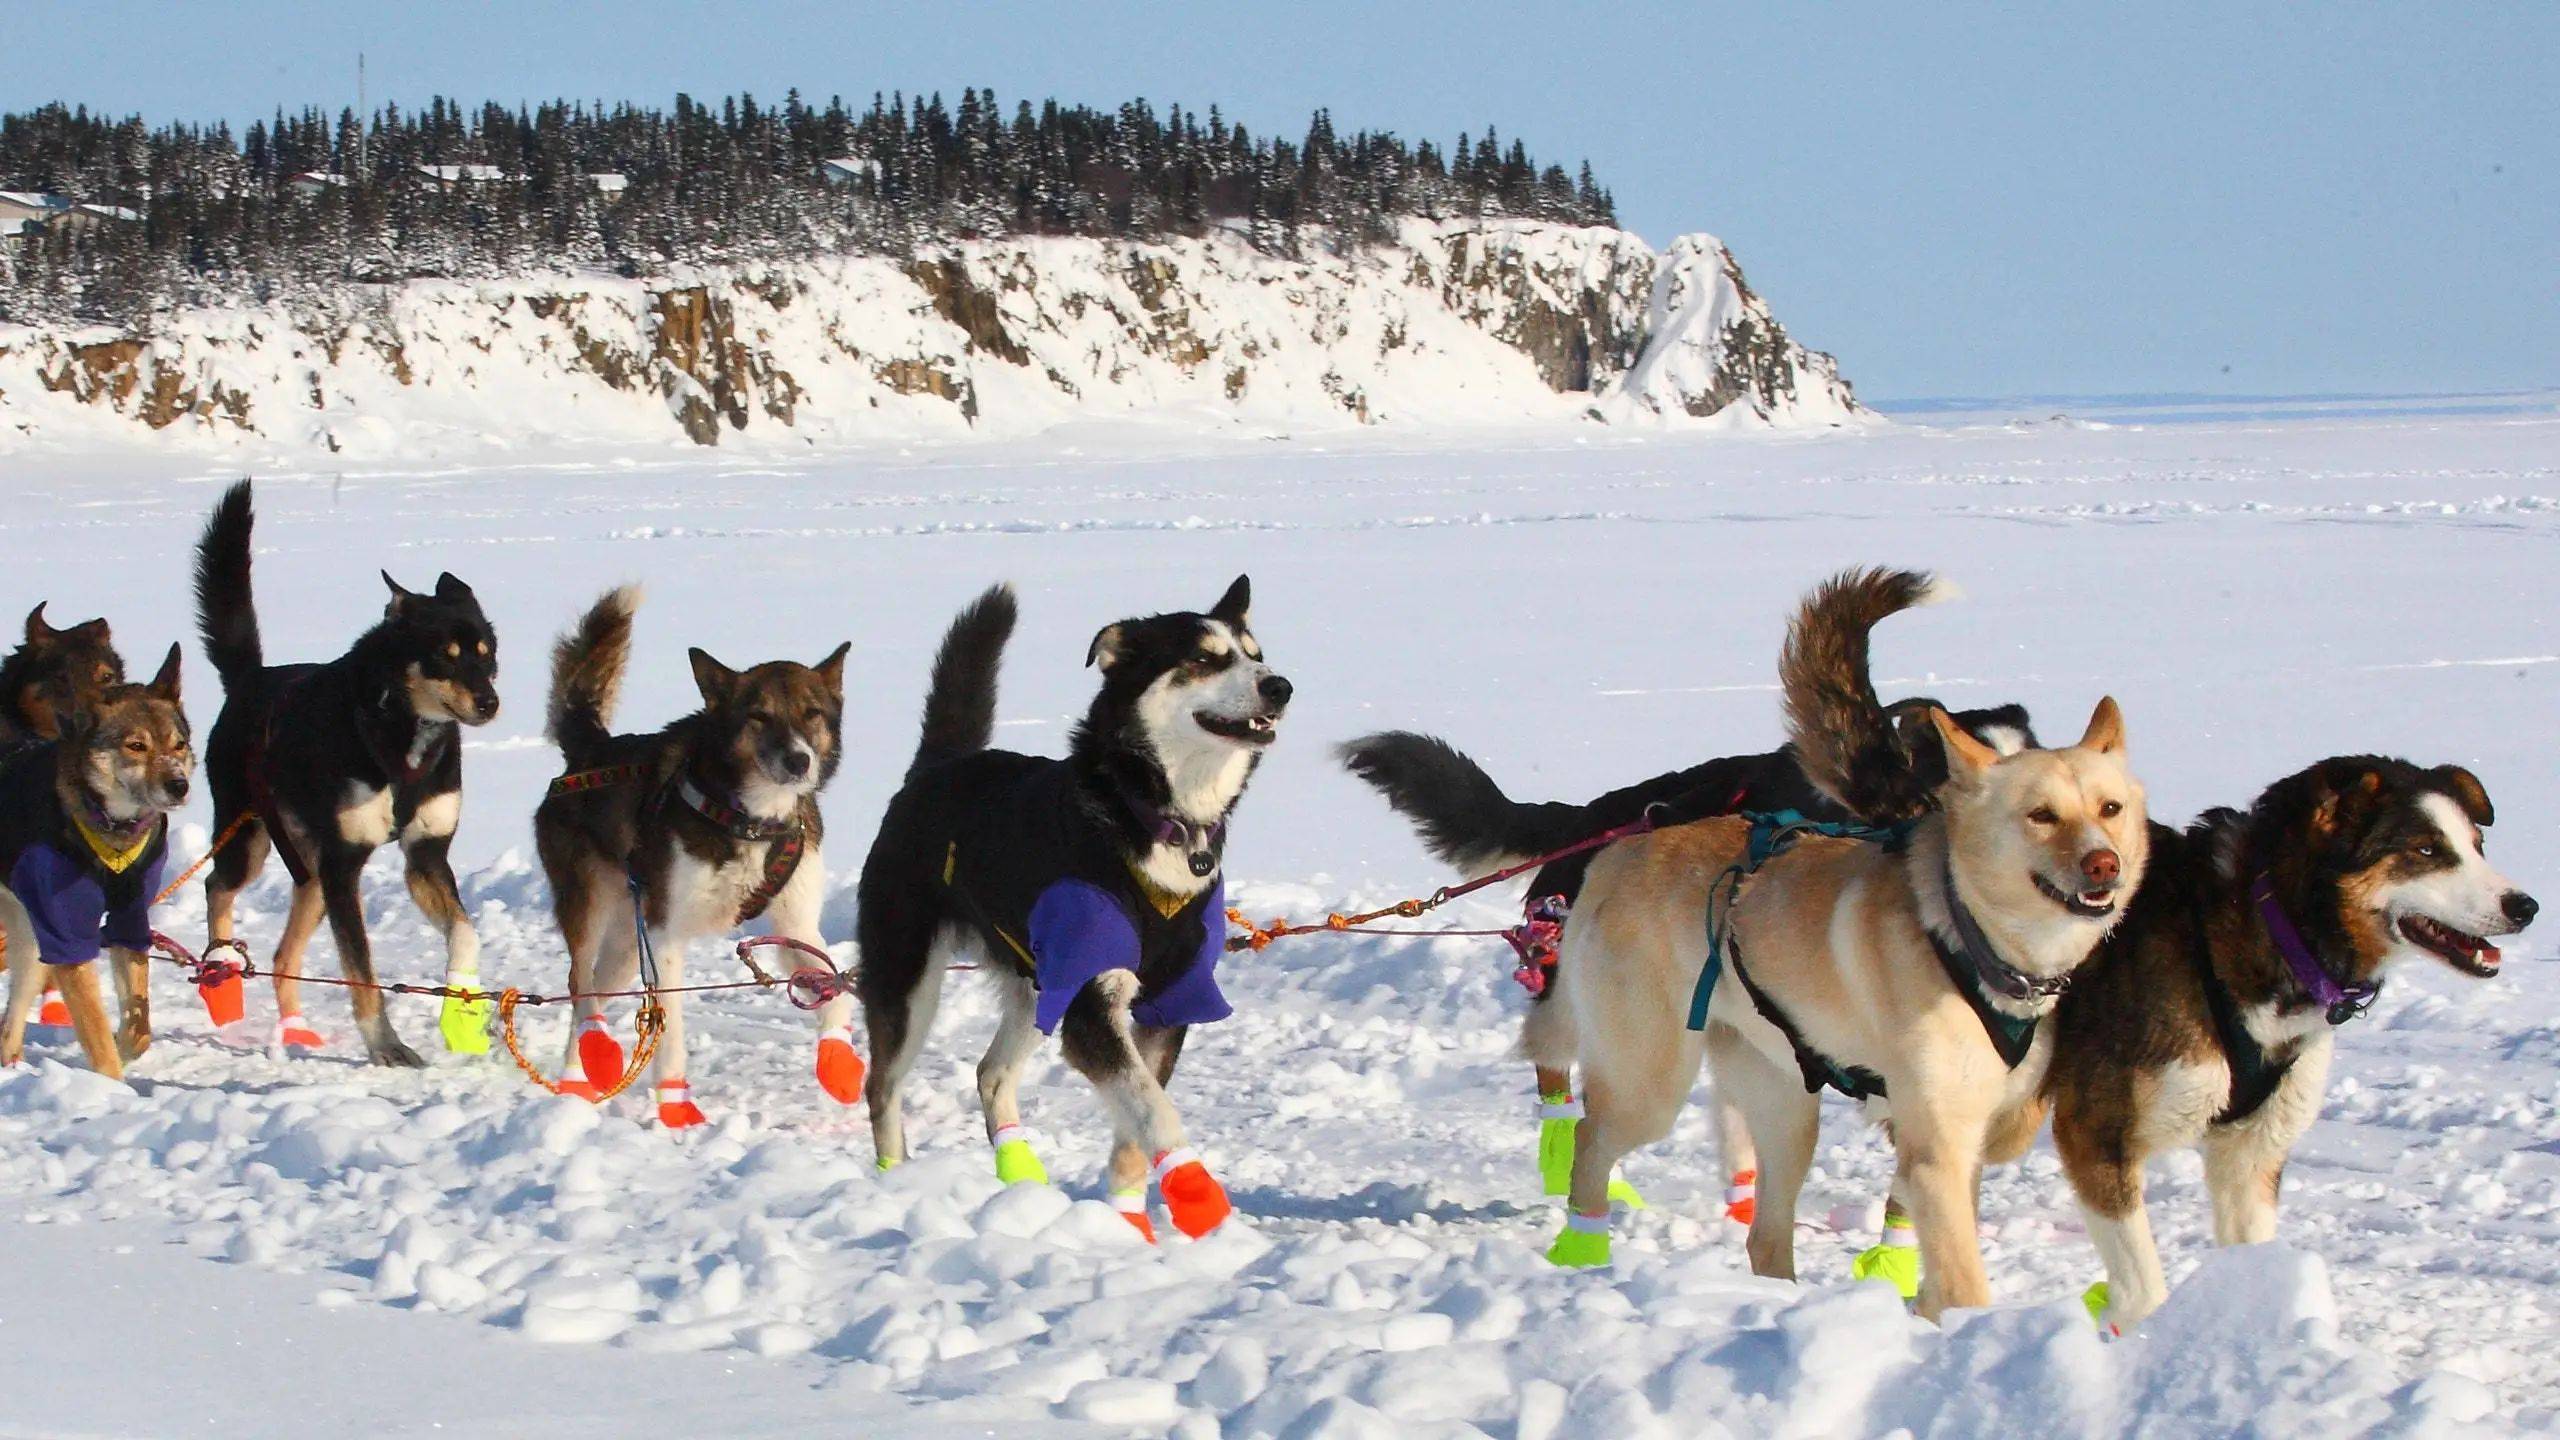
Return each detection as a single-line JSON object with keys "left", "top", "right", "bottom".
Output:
{"left": 194, "top": 480, "right": 500, "bottom": 1065}
{"left": 1557, "top": 568, "right": 2150, "bottom": 1316}
{"left": 534, "top": 586, "right": 849, "bottom": 1123}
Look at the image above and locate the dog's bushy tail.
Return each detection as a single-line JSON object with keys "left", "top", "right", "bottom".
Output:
{"left": 549, "top": 586, "right": 640, "bottom": 763}
{"left": 1780, "top": 566, "right": 1957, "bottom": 822}
{"left": 193, "top": 480, "right": 263, "bottom": 692}
{"left": 1338, "top": 732, "right": 1587, "bottom": 873}
{"left": 911, "top": 583, "right": 1017, "bottom": 776}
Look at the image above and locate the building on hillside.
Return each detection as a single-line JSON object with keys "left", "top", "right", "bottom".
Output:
{"left": 586, "top": 172, "right": 629, "bottom": 200}
{"left": 414, "top": 163, "right": 516, "bottom": 188}
{"left": 0, "top": 190, "right": 71, "bottom": 237}
{"left": 820, "top": 156, "right": 881, "bottom": 188}
{"left": 285, "top": 171, "right": 350, "bottom": 198}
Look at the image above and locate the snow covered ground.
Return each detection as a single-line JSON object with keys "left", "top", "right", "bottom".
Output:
{"left": 1, "top": 402, "right": 2555, "bottom": 1435}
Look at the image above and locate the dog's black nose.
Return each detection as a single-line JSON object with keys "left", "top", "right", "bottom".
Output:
{"left": 782, "top": 749, "right": 812, "bottom": 778}
{"left": 2505, "top": 891, "right": 2539, "bottom": 928}
{"left": 167, "top": 777, "right": 189, "bottom": 802}
{"left": 1259, "top": 674, "right": 1293, "bottom": 708}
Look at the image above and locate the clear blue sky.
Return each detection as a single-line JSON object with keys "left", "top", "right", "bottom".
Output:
{"left": 3, "top": 1, "right": 2551, "bottom": 399}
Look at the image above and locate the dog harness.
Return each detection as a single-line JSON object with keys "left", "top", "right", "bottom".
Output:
{"left": 1689, "top": 811, "right": 2044, "bottom": 1102}
{"left": 2189, "top": 876, "right": 2369, "bottom": 1126}
{"left": 545, "top": 761, "right": 807, "bottom": 927}
{"left": 0, "top": 745, "right": 167, "bottom": 966}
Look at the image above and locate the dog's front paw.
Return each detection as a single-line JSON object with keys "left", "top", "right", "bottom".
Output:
{"left": 655, "top": 1079, "right": 706, "bottom": 1129}
{"left": 991, "top": 1126, "right": 1048, "bottom": 1185}
{"left": 278, "top": 1015, "right": 327, "bottom": 1050}
{"left": 438, "top": 983, "right": 490, "bottom": 1056}
{"left": 815, "top": 1028, "right": 864, "bottom": 1104}
{"left": 576, "top": 1018, "right": 625, "bottom": 1090}
{"left": 368, "top": 1034, "right": 426, "bottom": 1069}
{"left": 1152, "top": 1148, "right": 1232, "bottom": 1238}
{"left": 116, "top": 1025, "right": 152, "bottom": 1063}
{"left": 1546, "top": 1213, "right": 1612, "bottom": 1268}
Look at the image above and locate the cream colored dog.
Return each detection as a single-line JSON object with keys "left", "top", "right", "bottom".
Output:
{"left": 1549, "top": 569, "right": 2151, "bottom": 1319}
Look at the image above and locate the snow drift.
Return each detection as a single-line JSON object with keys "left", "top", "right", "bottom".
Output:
{"left": 0, "top": 219, "right": 1861, "bottom": 456}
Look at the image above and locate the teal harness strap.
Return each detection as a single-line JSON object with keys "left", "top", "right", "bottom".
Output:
{"left": 1687, "top": 810, "right": 1917, "bottom": 1033}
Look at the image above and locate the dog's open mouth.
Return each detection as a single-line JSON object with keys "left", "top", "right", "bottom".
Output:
{"left": 1195, "top": 711, "right": 1279, "bottom": 746}
{"left": 2034, "top": 873, "right": 2118, "bottom": 919}
{"left": 2400, "top": 913, "right": 2502, "bottom": 976}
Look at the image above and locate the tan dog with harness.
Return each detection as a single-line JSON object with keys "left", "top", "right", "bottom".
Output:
{"left": 1548, "top": 569, "right": 2151, "bottom": 1319}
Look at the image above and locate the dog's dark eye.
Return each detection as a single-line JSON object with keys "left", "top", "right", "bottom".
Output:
{"left": 2028, "top": 807, "right": 2059, "bottom": 826}
{"left": 2415, "top": 843, "right": 2440, "bottom": 859}
{"left": 2099, "top": 800, "right": 2123, "bottom": 819}
{"left": 122, "top": 738, "right": 148, "bottom": 755}
{"left": 1186, "top": 656, "right": 1221, "bottom": 676}
{"left": 94, "top": 665, "right": 113, "bottom": 683}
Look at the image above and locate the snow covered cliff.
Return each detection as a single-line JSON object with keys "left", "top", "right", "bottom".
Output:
{"left": 0, "top": 219, "right": 1862, "bottom": 456}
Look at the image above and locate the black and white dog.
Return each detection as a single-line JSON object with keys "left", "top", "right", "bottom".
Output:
{"left": 856, "top": 576, "right": 1289, "bottom": 1242}
{"left": 195, "top": 480, "right": 501, "bottom": 1066}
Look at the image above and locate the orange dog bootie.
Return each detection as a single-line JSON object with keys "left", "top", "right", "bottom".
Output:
{"left": 815, "top": 1026, "right": 865, "bottom": 1104}
{"left": 1152, "top": 1147, "right": 1232, "bottom": 1239}
{"left": 655, "top": 1078, "right": 707, "bottom": 1129}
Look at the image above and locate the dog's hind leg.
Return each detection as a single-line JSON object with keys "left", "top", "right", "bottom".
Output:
{"left": 978, "top": 972, "right": 1050, "bottom": 1185}
{"left": 1523, "top": 963, "right": 1646, "bottom": 1207}
{"left": 551, "top": 865, "right": 623, "bottom": 1099}
{"left": 1708, "top": 1021, "right": 1816, "bottom": 1281}
{"left": 1, "top": 896, "right": 42, "bottom": 1065}
{"left": 1061, "top": 978, "right": 1230, "bottom": 1239}
{"left": 269, "top": 880, "right": 326, "bottom": 1048}
{"left": 857, "top": 913, "right": 951, "bottom": 1171}
{"left": 1713, "top": 1094, "right": 1759, "bottom": 1223}
{"left": 316, "top": 853, "right": 423, "bottom": 1068}
{"left": 400, "top": 823, "right": 486, "bottom": 1056}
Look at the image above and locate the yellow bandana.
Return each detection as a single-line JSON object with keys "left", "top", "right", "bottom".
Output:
{"left": 1126, "top": 862, "right": 1198, "bottom": 921}
{"left": 72, "top": 810, "right": 157, "bottom": 874}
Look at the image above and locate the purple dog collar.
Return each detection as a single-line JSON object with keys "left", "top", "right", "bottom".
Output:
{"left": 2251, "top": 873, "right": 2380, "bottom": 1025}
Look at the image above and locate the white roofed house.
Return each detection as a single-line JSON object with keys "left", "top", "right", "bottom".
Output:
{"left": 0, "top": 190, "right": 71, "bottom": 238}
{"left": 414, "top": 163, "right": 515, "bottom": 188}
{"left": 820, "top": 156, "right": 881, "bottom": 188}
{"left": 285, "top": 171, "right": 349, "bottom": 199}
{"left": 585, "top": 172, "right": 629, "bottom": 200}
{"left": 58, "top": 203, "right": 142, "bottom": 231}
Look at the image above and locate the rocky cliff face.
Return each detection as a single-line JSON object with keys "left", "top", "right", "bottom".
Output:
{"left": 0, "top": 219, "right": 1862, "bottom": 455}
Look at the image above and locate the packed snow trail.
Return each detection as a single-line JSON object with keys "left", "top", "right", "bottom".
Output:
{"left": 0, "top": 404, "right": 2553, "bottom": 1434}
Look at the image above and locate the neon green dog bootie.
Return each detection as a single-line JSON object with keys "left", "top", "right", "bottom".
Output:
{"left": 1536, "top": 1094, "right": 1579, "bottom": 1197}
{"left": 1547, "top": 1212, "right": 1612, "bottom": 1269}
{"left": 2083, "top": 1281, "right": 2112, "bottom": 1325}
{"left": 1535, "top": 1095, "right": 1646, "bottom": 1207}
{"left": 438, "top": 975, "right": 490, "bottom": 1056}
{"left": 1852, "top": 1223, "right": 1920, "bottom": 1302}
{"left": 991, "top": 1126, "right": 1049, "bottom": 1186}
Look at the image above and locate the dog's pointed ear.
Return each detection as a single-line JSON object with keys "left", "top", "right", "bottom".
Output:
{"left": 1086, "top": 623, "right": 1127, "bottom": 671}
{"left": 24, "top": 602, "right": 55, "bottom": 643}
{"left": 2430, "top": 764, "right": 2494, "bottom": 826}
{"left": 68, "top": 616, "right": 111, "bottom": 643}
{"left": 1930, "top": 706, "right": 2000, "bottom": 780}
{"left": 433, "top": 572, "right": 475, "bottom": 603}
{"left": 147, "top": 642, "right": 182, "bottom": 701}
{"left": 2075, "top": 696, "right": 2126, "bottom": 757}
{"left": 813, "top": 641, "right": 849, "bottom": 694}
{"left": 382, "top": 570, "right": 417, "bottom": 616}
{"left": 1209, "top": 575, "right": 1251, "bottom": 628}
{"left": 688, "top": 647, "right": 738, "bottom": 703}
{"left": 2309, "top": 763, "right": 2386, "bottom": 838}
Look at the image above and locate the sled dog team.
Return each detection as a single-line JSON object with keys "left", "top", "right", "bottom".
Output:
{"left": 0, "top": 482, "right": 2536, "bottom": 1325}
